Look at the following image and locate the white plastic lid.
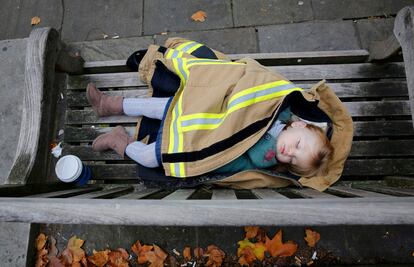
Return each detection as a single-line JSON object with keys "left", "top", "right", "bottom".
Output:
{"left": 55, "top": 155, "right": 83, "bottom": 182}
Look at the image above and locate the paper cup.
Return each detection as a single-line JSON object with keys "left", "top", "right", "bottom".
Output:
{"left": 55, "top": 155, "right": 91, "bottom": 185}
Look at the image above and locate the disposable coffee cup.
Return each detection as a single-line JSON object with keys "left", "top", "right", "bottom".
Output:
{"left": 55, "top": 155, "right": 92, "bottom": 185}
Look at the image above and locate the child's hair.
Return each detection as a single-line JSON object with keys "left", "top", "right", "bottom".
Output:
{"left": 279, "top": 123, "right": 334, "bottom": 177}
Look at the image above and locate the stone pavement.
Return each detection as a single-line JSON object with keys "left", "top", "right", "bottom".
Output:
{"left": 0, "top": 0, "right": 413, "bottom": 61}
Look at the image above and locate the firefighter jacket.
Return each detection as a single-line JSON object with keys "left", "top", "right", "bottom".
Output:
{"left": 135, "top": 38, "right": 353, "bottom": 192}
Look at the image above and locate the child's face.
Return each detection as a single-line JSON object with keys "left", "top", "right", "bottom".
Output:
{"left": 276, "top": 121, "right": 321, "bottom": 170}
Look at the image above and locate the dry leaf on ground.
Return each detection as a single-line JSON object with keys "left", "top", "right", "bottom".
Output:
{"left": 108, "top": 248, "right": 130, "bottom": 267}
{"left": 87, "top": 249, "right": 110, "bottom": 267}
{"left": 146, "top": 245, "right": 168, "bottom": 267}
{"left": 304, "top": 228, "right": 321, "bottom": 248}
{"left": 31, "top": 16, "right": 41, "bottom": 25}
{"left": 194, "top": 247, "right": 204, "bottom": 259}
{"left": 35, "top": 234, "right": 49, "bottom": 267}
{"left": 206, "top": 245, "right": 225, "bottom": 267}
{"left": 238, "top": 246, "right": 256, "bottom": 266}
{"left": 265, "top": 230, "right": 298, "bottom": 257}
{"left": 244, "top": 226, "right": 259, "bottom": 239}
{"left": 183, "top": 246, "right": 192, "bottom": 261}
{"left": 191, "top": 10, "right": 207, "bottom": 22}
{"left": 67, "top": 236, "right": 86, "bottom": 263}
{"left": 131, "top": 240, "right": 154, "bottom": 264}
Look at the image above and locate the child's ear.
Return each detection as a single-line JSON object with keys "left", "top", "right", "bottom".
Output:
{"left": 291, "top": 121, "right": 307, "bottom": 128}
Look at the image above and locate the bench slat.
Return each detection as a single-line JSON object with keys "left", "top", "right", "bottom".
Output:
{"left": 115, "top": 189, "right": 160, "bottom": 199}
{"left": 212, "top": 189, "right": 237, "bottom": 200}
{"left": 63, "top": 140, "right": 414, "bottom": 161}
{"left": 83, "top": 50, "right": 370, "bottom": 71}
{"left": 67, "top": 63, "right": 406, "bottom": 89}
{"left": 288, "top": 188, "right": 340, "bottom": 198}
{"left": 327, "top": 185, "right": 393, "bottom": 198}
{"left": 87, "top": 159, "right": 414, "bottom": 180}
{"left": 251, "top": 189, "right": 288, "bottom": 199}
{"left": 28, "top": 187, "right": 102, "bottom": 198}
{"left": 65, "top": 101, "right": 412, "bottom": 125}
{"left": 352, "top": 185, "right": 414, "bottom": 197}
{"left": 69, "top": 186, "right": 134, "bottom": 199}
{"left": 162, "top": 189, "right": 197, "bottom": 200}
{"left": 65, "top": 81, "right": 409, "bottom": 107}
{"left": 64, "top": 121, "right": 414, "bottom": 142}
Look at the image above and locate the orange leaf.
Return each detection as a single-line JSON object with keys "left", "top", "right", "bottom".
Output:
{"left": 265, "top": 230, "right": 298, "bottom": 257}
{"left": 87, "top": 249, "right": 110, "bottom": 267}
{"left": 191, "top": 10, "right": 207, "bottom": 22}
{"left": 254, "top": 242, "right": 266, "bottom": 261}
{"left": 35, "top": 248, "right": 49, "bottom": 267}
{"left": 48, "top": 256, "right": 65, "bottom": 267}
{"left": 131, "top": 241, "right": 154, "bottom": 264}
{"left": 194, "top": 247, "right": 204, "bottom": 259}
{"left": 245, "top": 226, "right": 259, "bottom": 239}
{"left": 67, "top": 236, "right": 85, "bottom": 263}
{"left": 183, "top": 246, "right": 192, "bottom": 261}
{"left": 59, "top": 248, "right": 73, "bottom": 265}
{"left": 108, "top": 248, "right": 130, "bottom": 267}
{"left": 31, "top": 16, "right": 41, "bottom": 25}
{"left": 238, "top": 246, "right": 256, "bottom": 266}
{"left": 206, "top": 245, "right": 225, "bottom": 267}
{"left": 304, "top": 228, "right": 321, "bottom": 248}
{"left": 147, "top": 245, "right": 167, "bottom": 267}
{"left": 36, "top": 233, "right": 47, "bottom": 251}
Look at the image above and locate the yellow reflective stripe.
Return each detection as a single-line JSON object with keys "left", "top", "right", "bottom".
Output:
{"left": 169, "top": 93, "right": 186, "bottom": 177}
{"left": 228, "top": 80, "right": 290, "bottom": 106}
{"left": 180, "top": 86, "right": 303, "bottom": 132}
{"left": 187, "top": 43, "right": 203, "bottom": 54}
{"left": 172, "top": 58, "right": 189, "bottom": 86}
{"left": 176, "top": 41, "right": 204, "bottom": 54}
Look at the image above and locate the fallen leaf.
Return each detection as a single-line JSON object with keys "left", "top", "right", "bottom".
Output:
{"left": 254, "top": 242, "right": 266, "bottom": 261}
{"left": 87, "top": 249, "right": 110, "bottom": 267}
{"left": 146, "top": 245, "right": 167, "bottom": 267}
{"left": 108, "top": 248, "right": 130, "bottom": 267}
{"left": 237, "top": 239, "right": 265, "bottom": 261}
{"left": 183, "top": 246, "right": 192, "bottom": 261}
{"left": 31, "top": 16, "right": 41, "bottom": 25}
{"left": 191, "top": 10, "right": 207, "bottom": 22}
{"left": 48, "top": 236, "right": 58, "bottom": 257}
{"left": 238, "top": 246, "right": 256, "bottom": 266}
{"left": 67, "top": 236, "right": 86, "bottom": 263}
{"left": 206, "top": 245, "right": 225, "bottom": 267}
{"left": 194, "top": 247, "right": 204, "bottom": 259}
{"left": 245, "top": 226, "right": 259, "bottom": 239}
{"left": 48, "top": 256, "right": 64, "bottom": 267}
{"left": 265, "top": 230, "right": 298, "bottom": 257}
{"left": 131, "top": 240, "right": 153, "bottom": 264}
{"left": 304, "top": 228, "right": 321, "bottom": 248}
{"left": 59, "top": 248, "right": 73, "bottom": 265}
{"left": 35, "top": 248, "right": 49, "bottom": 267}
{"left": 36, "top": 233, "right": 47, "bottom": 251}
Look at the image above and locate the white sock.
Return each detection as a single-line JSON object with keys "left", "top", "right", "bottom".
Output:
{"left": 125, "top": 141, "right": 159, "bottom": 168}
{"left": 123, "top": 97, "right": 169, "bottom": 120}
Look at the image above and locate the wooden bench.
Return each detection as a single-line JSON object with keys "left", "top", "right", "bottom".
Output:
{"left": 1, "top": 7, "right": 414, "bottom": 226}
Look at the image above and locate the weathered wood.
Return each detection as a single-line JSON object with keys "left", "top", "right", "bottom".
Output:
{"left": 28, "top": 187, "right": 102, "bottom": 198}
{"left": 65, "top": 81, "right": 409, "bottom": 108}
{"left": 385, "top": 176, "right": 414, "bottom": 187}
{"left": 327, "top": 185, "right": 392, "bottom": 198}
{"left": 352, "top": 184, "right": 414, "bottom": 197}
{"left": 289, "top": 188, "right": 339, "bottom": 199}
{"left": 212, "top": 189, "right": 237, "bottom": 200}
{"left": 65, "top": 101, "right": 411, "bottom": 125}
{"left": 67, "top": 63, "right": 406, "bottom": 89}
{"left": 162, "top": 189, "right": 197, "bottom": 200}
{"left": 86, "top": 159, "right": 414, "bottom": 180}
{"left": 115, "top": 189, "right": 161, "bottom": 199}
{"left": 251, "top": 189, "right": 288, "bottom": 199}
{"left": 0, "top": 184, "right": 75, "bottom": 197}
{"left": 0, "top": 197, "right": 413, "bottom": 225}
{"left": 70, "top": 186, "right": 134, "bottom": 199}
{"left": 8, "top": 27, "right": 61, "bottom": 184}
{"left": 368, "top": 34, "right": 401, "bottom": 61}
{"left": 394, "top": 6, "right": 414, "bottom": 128}
{"left": 344, "top": 159, "right": 414, "bottom": 176}
{"left": 82, "top": 50, "right": 370, "bottom": 72}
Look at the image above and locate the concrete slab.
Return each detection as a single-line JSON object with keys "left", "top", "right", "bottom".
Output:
{"left": 233, "top": 0, "right": 313, "bottom": 27}
{"left": 61, "top": 0, "right": 143, "bottom": 42}
{"left": 355, "top": 18, "right": 395, "bottom": 49}
{"left": 0, "top": 0, "right": 62, "bottom": 41}
{"left": 0, "top": 39, "right": 27, "bottom": 184}
{"left": 258, "top": 20, "right": 361, "bottom": 52}
{"left": 312, "top": 0, "right": 414, "bottom": 20}
{"left": 0, "top": 222, "right": 32, "bottom": 266}
{"left": 70, "top": 36, "right": 154, "bottom": 61}
{"left": 154, "top": 28, "right": 258, "bottom": 54}
{"left": 143, "top": 0, "right": 233, "bottom": 35}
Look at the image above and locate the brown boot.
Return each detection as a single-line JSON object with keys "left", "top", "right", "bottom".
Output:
{"left": 87, "top": 83, "right": 123, "bottom": 117}
{"left": 92, "top": 126, "right": 132, "bottom": 157}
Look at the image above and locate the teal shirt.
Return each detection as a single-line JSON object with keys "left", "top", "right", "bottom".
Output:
{"left": 213, "top": 133, "right": 278, "bottom": 174}
{"left": 212, "top": 107, "right": 292, "bottom": 174}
